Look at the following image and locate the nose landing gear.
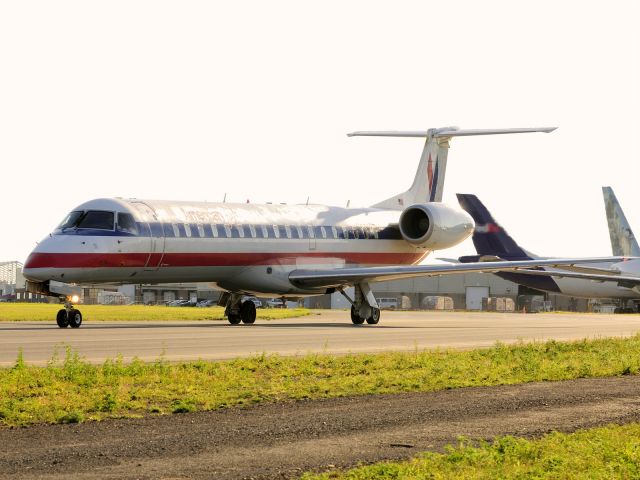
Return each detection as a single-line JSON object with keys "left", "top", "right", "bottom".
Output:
{"left": 56, "top": 298, "right": 83, "bottom": 328}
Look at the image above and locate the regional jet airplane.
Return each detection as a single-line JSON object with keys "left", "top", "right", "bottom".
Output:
{"left": 457, "top": 193, "right": 640, "bottom": 312}
{"left": 23, "top": 127, "right": 626, "bottom": 327}
{"left": 603, "top": 186, "right": 640, "bottom": 257}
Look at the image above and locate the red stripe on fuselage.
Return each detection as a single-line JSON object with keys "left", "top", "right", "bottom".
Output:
{"left": 24, "top": 252, "right": 428, "bottom": 269}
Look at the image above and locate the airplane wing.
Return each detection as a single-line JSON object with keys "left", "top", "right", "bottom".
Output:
{"left": 288, "top": 257, "right": 631, "bottom": 289}
{"left": 504, "top": 268, "right": 640, "bottom": 289}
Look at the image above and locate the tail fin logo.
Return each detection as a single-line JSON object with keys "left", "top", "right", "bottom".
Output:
{"left": 427, "top": 154, "right": 439, "bottom": 202}
{"left": 475, "top": 223, "right": 501, "bottom": 233}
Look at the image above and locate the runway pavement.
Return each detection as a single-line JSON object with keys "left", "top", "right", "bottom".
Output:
{"left": 2, "top": 310, "right": 640, "bottom": 366}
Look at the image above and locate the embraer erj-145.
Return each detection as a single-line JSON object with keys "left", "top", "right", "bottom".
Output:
{"left": 23, "top": 126, "right": 625, "bottom": 327}
{"left": 457, "top": 192, "right": 640, "bottom": 312}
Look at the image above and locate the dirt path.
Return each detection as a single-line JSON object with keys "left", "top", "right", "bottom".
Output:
{"left": 2, "top": 376, "right": 640, "bottom": 479}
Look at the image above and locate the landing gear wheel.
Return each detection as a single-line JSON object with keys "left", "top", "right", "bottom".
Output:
{"left": 350, "top": 306, "right": 365, "bottom": 325}
{"left": 366, "top": 307, "right": 380, "bottom": 325}
{"left": 227, "top": 313, "right": 242, "bottom": 325}
{"left": 240, "top": 301, "right": 256, "bottom": 324}
{"left": 56, "top": 309, "right": 69, "bottom": 328}
{"left": 68, "top": 309, "right": 83, "bottom": 328}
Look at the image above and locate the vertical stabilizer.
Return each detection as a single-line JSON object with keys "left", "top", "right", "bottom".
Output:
{"left": 603, "top": 187, "right": 640, "bottom": 256}
{"left": 457, "top": 193, "right": 535, "bottom": 260}
{"left": 348, "top": 127, "right": 556, "bottom": 210}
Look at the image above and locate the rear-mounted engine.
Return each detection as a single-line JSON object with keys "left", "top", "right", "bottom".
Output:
{"left": 399, "top": 203, "right": 474, "bottom": 250}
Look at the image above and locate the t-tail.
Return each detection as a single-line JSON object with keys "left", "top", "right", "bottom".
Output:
{"left": 602, "top": 186, "right": 640, "bottom": 257}
{"left": 456, "top": 193, "right": 535, "bottom": 261}
{"left": 348, "top": 127, "right": 556, "bottom": 210}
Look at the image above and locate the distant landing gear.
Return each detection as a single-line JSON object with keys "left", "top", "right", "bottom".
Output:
{"left": 223, "top": 293, "right": 257, "bottom": 325}
{"left": 56, "top": 300, "right": 82, "bottom": 328}
{"left": 342, "top": 284, "right": 381, "bottom": 326}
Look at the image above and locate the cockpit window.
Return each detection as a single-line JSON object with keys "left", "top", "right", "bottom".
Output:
{"left": 116, "top": 213, "right": 138, "bottom": 235}
{"left": 77, "top": 211, "right": 115, "bottom": 230}
{"left": 57, "top": 211, "right": 84, "bottom": 230}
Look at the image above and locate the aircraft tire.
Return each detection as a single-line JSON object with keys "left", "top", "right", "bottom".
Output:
{"left": 350, "top": 306, "right": 365, "bottom": 325}
{"left": 56, "top": 309, "right": 69, "bottom": 328}
{"left": 227, "top": 313, "right": 242, "bottom": 325}
{"left": 366, "top": 307, "right": 380, "bottom": 324}
{"left": 240, "top": 301, "right": 256, "bottom": 324}
{"left": 68, "top": 309, "right": 83, "bottom": 328}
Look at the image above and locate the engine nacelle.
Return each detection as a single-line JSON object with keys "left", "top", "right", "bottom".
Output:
{"left": 399, "top": 203, "right": 474, "bottom": 250}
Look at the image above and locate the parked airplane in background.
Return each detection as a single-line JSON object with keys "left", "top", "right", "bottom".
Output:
{"left": 24, "top": 126, "right": 623, "bottom": 327}
{"left": 603, "top": 186, "right": 640, "bottom": 257}
{"left": 457, "top": 193, "right": 640, "bottom": 312}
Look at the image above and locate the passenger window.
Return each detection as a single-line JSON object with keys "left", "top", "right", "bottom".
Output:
{"left": 184, "top": 224, "right": 192, "bottom": 238}
{"left": 211, "top": 224, "right": 219, "bottom": 238}
{"left": 272, "top": 225, "right": 280, "bottom": 239}
{"left": 307, "top": 226, "right": 315, "bottom": 239}
{"left": 77, "top": 211, "right": 114, "bottom": 230}
{"left": 224, "top": 225, "right": 232, "bottom": 238}
{"left": 279, "top": 226, "right": 289, "bottom": 239}
{"left": 197, "top": 224, "right": 205, "bottom": 237}
{"left": 235, "top": 225, "right": 245, "bottom": 238}
{"left": 285, "top": 226, "right": 294, "bottom": 239}
{"left": 332, "top": 227, "right": 339, "bottom": 239}
{"left": 203, "top": 224, "right": 213, "bottom": 238}
{"left": 295, "top": 226, "right": 304, "bottom": 238}
{"left": 249, "top": 225, "right": 257, "bottom": 238}
{"left": 116, "top": 213, "right": 138, "bottom": 235}
{"left": 162, "top": 223, "right": 174, "bottom": 238}
{"left": 172, "top": 224, "right": 180, "bottom": 237}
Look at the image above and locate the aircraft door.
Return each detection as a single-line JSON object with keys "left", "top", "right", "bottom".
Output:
{"left": 131, "top": 201, "right": 166, "bottom": 271}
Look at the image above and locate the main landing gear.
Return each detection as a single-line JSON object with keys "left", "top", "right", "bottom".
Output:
{"left": 224, "top": 293, "right": 257, "bottom": 325}
{"left": 56, "top": 298, "right": 83, "bottom": 328}
{"left": 341, "top": 283, "right": 381, "bottom": 325}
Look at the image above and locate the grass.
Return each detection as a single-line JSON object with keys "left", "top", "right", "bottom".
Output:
{"left": 0, "top": 303, "right": 310, "bottom": 322}
{"left": 302, "top": 423, "right": 640, "bottom": 479}
{"left": 2, "top": 334, "right": 640, "bottom": 427}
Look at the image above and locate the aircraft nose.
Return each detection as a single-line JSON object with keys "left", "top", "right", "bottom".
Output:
{"left": 22, "top": 236, "right": 56, "bottom": 282}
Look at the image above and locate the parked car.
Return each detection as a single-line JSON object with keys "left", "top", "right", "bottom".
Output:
{"left": 376, "top": 297, "right": 399, "bottom": 310}
{"left": 265, "top": 298, "right": 299, "bottom": 308}
{"left": 196, "top": 299, "right": 217, "bottom": 307}
{"left": 242, "top": 296, "right": 263, "bottom": 308}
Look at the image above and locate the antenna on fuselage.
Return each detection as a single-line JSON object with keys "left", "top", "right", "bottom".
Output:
{"left": 306, "top": 197, "right": 309, "bottom": 206}
{"left": 223, "top": 193, "right": 227, "bottom": 203}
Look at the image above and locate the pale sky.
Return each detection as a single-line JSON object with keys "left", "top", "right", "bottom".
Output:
{"left": 1, "top": 0, "right": 638, "bottom": 264}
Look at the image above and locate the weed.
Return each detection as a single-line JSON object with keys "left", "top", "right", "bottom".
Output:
{"left": 2, "top": 335, "right": 640, "bottom": 426}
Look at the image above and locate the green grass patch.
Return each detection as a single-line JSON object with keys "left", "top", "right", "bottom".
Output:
{"left": 0, "top": 303, "right": 309, "bottom": 322}
{"left": 2, "top": 334, "right": 640, "bottom": 427}
{"left": 303, "top": 423, "right": 640, "bottom": 479}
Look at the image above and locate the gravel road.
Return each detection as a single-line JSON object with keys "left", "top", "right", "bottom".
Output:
{"left": 2, "top": 375, "right": 640, "bottom": 479}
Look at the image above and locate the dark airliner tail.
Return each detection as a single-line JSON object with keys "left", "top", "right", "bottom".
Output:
{"left": 456, "top": 193, "right": 534, "bottom": 261}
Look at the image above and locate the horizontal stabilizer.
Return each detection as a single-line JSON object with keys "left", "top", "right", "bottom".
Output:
{"left": 348, "top": 127, "right": 556, "bottom": 138}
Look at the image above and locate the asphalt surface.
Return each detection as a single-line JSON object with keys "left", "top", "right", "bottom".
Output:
{"left": 2, "top": 310, "right": 640, "bottom": 366}
{"left": 1, "top": 376, "right": 640, "bottom": 479}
